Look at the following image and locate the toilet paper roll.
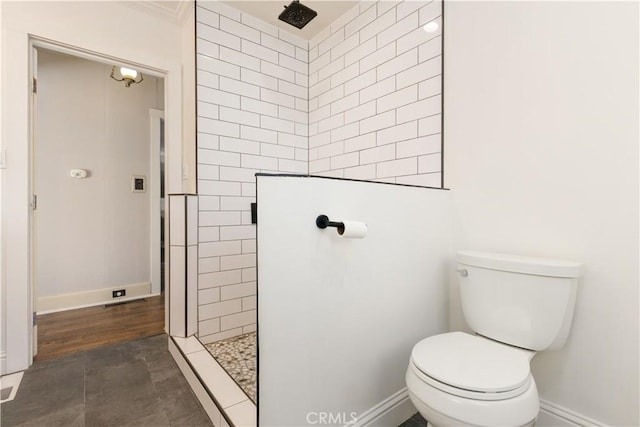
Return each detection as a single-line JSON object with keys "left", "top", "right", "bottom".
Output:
{"left": 337, "top": 220, "right": 368, "bottom": 239}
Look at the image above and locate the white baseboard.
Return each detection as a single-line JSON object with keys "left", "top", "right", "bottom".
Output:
{"left": 350, "top": 388, "right": 416, "bottom": 427}
{"left": 36, "top": 282, "right": 152, "bottom": 314}
{"left": 346, "top": 392, "right": 606, "bottom": 427}
{"left": 538, "top": 399, "right": 607, "bottom": 427}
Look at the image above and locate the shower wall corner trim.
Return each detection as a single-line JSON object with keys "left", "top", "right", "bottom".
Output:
{"left": 168, "top": 194, "right": 198, "bottom": 337}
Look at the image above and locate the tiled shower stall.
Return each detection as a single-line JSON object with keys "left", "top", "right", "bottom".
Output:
{"left": 195, "top": 0, "right": 443, "bottom": 344}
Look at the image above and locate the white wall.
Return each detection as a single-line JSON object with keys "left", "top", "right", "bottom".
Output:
{"left": 308, "top": 0, "right": 442, "bottom": 187}
{"left": 444, "top": 2, "right": 639, "bottom": 425}
{"left": 257, "top": 175, "right": 452, "bottom": 426}
{"left": 0, "top": 0, "right": 192, "bottom": 373}
{"left": 195, "top": 1, "right": 309, "bottom": 343}
{"left": 35, "top": 50, "right": 161, "bottom": 308}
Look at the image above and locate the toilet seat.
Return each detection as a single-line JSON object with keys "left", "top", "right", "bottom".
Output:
{"left": 411, "top": 332, "right": 535, "bottom": 401}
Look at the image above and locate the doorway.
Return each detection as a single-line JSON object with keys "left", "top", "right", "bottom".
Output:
{"left": 31, "top": 46, "right": 166, "bottom": 360}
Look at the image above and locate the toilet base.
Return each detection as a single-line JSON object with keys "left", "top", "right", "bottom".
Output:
{"left": 409, "top": 390, "right": 476, "bottom": 427}
{"left": 406, "top": 364, "right": 539, "bottom": 427}
{"left": 411, "top": 397, "right": 536, "bottom": 427}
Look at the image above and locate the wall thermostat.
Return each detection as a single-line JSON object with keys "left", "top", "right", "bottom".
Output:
{"left": 132, "top": 175, "right": 146, "bottom": 193}
{"left": 70, "top": 169, "right": 88, "bottom": 179}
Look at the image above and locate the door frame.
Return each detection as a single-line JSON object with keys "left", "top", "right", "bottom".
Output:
{"left": 24, "top": 37, "right": 170, "bottom": 369}
{"left": 149, "top": 108, "right": 164, "bottom": 297}
{"left": 2, "top": 2, "right": 191, "bottom": 372}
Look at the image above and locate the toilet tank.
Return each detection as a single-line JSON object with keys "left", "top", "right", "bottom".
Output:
{"left": 457, "top": 251, "right": 583, "bottom": 351}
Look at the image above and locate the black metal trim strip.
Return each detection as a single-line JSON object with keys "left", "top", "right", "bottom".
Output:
{"left": 441, "top": 0, "right": 446, "bottom": 189}
{"left": 184, "top": 197, "right": 188, "bottom": 337}
{"left": 254, "top": 173, "right": 450, "bottom": 191}
{"left": 255, "top": 176, "right": 260, "bottom": 427}
{"left": 194, "top": 1, "right": 199, "bottom": 193}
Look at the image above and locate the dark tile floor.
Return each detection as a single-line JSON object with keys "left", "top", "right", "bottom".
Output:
{"left": 1, "top": 334, "right": 213, "bottom": 427}
{"left": 399, "top": 412, "right": 429, "bottom": 427}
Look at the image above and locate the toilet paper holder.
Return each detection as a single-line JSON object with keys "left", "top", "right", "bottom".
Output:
{"left": 316, "top": 214, "right": 368, "bottom": 239}
{"left": 316, "top": 215, "right": 344, "bottom": 232}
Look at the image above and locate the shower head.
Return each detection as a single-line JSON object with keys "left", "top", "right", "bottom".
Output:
{"left": 278, "top": 0, "right": 317, "bottom": 30}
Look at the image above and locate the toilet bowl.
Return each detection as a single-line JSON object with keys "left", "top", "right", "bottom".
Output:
{"left": 406, "top": 332, "right": 539, "bottom": 427}
{"left": 406, "top": 251, "right": 582, "bottom": 427}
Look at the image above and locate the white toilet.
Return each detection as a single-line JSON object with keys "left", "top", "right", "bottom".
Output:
{"left": 406, "top": 251, "right": 582, "bottom": 427}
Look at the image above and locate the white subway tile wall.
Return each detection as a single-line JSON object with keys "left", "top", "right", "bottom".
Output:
{"left": 196, "top": 0, "right": 443, "bottom": 343}
{"left": 196, "top": 1, "right": 309, "bottom": 343}
{"left": 308, "top": 0, "right": 442, "bottom": 185}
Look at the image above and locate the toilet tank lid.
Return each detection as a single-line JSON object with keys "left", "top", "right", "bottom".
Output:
{"left": 457, "top": 251, "right": 583, "bottom": 278}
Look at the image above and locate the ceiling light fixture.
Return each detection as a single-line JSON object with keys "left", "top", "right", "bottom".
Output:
{"left": 110, "top": 66, "right": 144, "bottom": 87}
{"left": 423, "top": 21, "right": 440, "bottom": 33}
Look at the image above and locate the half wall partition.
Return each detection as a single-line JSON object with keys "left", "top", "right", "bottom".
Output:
{"left": 257, "top": 175, "right": 452, "bottom": 425}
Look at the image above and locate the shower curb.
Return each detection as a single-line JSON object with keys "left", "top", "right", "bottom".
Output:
{"left": 169, "top": 335, "right": 257, "bottom": 427}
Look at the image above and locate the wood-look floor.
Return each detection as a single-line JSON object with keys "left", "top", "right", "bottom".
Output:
{"left": 36, "top": 295, "right": 165, "bottom": 361}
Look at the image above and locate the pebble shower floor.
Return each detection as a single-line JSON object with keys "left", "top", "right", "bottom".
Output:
{"left": 205, "top": 332, "right": 257, "bottom": 403}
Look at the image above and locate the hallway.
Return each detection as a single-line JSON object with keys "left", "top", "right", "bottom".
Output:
{"left": 1, "top": 334, "right": 212, "bottom": 426}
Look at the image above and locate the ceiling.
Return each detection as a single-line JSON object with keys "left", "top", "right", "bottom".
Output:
{"left": 221, "top": 1, "right": 358, "bottom": 40}
{"left": 132, "top": 0, "right": 358, "bottom": 40}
